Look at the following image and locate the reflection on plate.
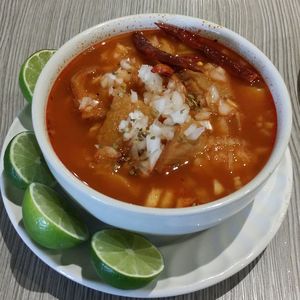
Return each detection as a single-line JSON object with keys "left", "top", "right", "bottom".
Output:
{"left": 0, "top": 106, "right": 293, "bottom": 298}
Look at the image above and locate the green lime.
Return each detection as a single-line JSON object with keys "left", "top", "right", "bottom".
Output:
{"left": 19, "top": 49, "right": 56, "bottom": 103}
{"left": 91, "top": 229, "right": 164, "bottom": 289}
{"left": 4, "top": 131, "right": 56, "bottom": 189}
{"left": 22, "top": 182, "right": 89, "bottom": 249}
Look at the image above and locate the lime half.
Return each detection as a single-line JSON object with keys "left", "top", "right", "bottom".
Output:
{"left": 19, "top": 49, "right": 56, "bottom": 102}
{"left": 91, "top": 229, "right": 164, "bottom": 289}
{"left": 23, "top": 183, "right": 89, "bottom": 249}
{"left": 4, "top": 131, "right": 56, "bottom": 189}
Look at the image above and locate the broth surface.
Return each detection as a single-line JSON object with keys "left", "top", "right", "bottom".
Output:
{"left": 47, "top": 29, "right": 277, "bottom": 208}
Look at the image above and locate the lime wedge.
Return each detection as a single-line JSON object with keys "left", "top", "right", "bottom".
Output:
{"left": 91, "top": 229, "right": 164, "bottom": 289}
{"left": 4, "top": 131, "right": 56, "bottom": 189}
{"left": 23, "top": 183, "right": 89, "bottom": 249}
{"left": 19, "top": 49, "right": 56, "bottom": 103}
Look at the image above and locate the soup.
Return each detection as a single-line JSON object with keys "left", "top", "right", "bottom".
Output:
{"left": 47, "top": 23, "right": 277, "bottom": 208}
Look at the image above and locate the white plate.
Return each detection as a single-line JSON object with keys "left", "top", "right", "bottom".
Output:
{"left": 0, "top": 106, "right": 293, "bottom": 298}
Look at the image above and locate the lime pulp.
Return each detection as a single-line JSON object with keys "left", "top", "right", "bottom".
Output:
{"left": 22, "top": 182, "right": 89, "bottom": 249}
{"left": 19, "top": 49, "right": 56, "bottom": 102}
{"left": 4, "top": 131, "right": 56, "bottom": 189}
{"left": 91, "top": 229, "right": 164, "bottom": 289}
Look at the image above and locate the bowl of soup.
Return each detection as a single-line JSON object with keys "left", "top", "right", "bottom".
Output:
{"left": 32, "top": 14, "right": 292, "bottom": 235}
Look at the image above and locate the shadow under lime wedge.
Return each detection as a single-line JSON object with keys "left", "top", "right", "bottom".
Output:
{"left": 4, "top": 131, "right": 56, "bottom": 189}
{"left": 23, "top": 183, "right": 89, "bottom": 249}
{"left": 91, "top": 229, "right": 164, "bottom": 289}
{"left": 19, "top": 49, "right": 56, "bottom": 103}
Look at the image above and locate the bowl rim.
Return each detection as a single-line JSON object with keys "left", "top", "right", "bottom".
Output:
{"left": 32, "top": 13, "right": 292, "bottom": 216}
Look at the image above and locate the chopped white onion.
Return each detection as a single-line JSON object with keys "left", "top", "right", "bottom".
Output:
{"left": 120, "top": 58, "right": 132, "bottom": 70}
{"left": 209, "top": 85, "right": 220, "bottom": 102}
{"left": 213, "top": 179, "right": 225, "bottom": 195}
{"left": 184, "top": 124, "right": 205, "bottom": 140}
{"left": 146, "top": 135, "right": 161, "bottom": 155}
{"left": 199, "top": 120, "right": 213, "bottom": 130}
{"left": 171, "top": 91, "right": 184, "bottom": 109}
{"left": 118, "top": 120, "right": 129, "bottom": 131}
{"left": 153, "top": 97, "right": 167, "bottom": 114}
{"left": 218, "top": 99, "right": 234, "bottom": 115}
{"left": 78, "top": 97, "right": 99, "bottom": 110}
{"left": 161, "top": 126, "right": 175, "bottom": 140}
{"left": 148, "top": 148, "right": 163, "bottom": 169}
{"left": 170, "top": 105, "right": 190, "bottom": 124}
{"left": 130, "top": 90, "right": 138, "bottom": 103}
{"left": 184, "top": 124, "right": 198, "bottom": 137}
{"left": 210, "top": 67, "right": 227, "bottom": 82}
{"left": 149, "top": 122, "right": 162, "bottom": 136}
{"left": 138, "top": 64, "right": 163, "bottom": 93}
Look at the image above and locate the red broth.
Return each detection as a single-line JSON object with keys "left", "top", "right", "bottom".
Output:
{"left": 47, "top": 29, "right": 277, "bottom": 208}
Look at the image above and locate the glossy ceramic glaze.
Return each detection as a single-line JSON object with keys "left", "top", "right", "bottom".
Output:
{"left": 32, "top": 14, "right": 292, "bottom": 235}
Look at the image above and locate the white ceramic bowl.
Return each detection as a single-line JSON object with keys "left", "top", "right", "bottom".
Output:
{"left": 32, "top": 14, "right": 292, "bottom": 235}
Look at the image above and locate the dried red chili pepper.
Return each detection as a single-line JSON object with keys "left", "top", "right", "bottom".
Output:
{"left": 133, "top": 32, "right": 205, "bottom": 72}
{"left": 156, "top": 22, "right": 260, "bottom": 84}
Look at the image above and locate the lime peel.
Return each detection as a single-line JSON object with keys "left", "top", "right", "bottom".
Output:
{"left": 22, "top": 183, "right": 89, "bottom": 249}
{"left": 19, "top": 49, "right": 56, "bottom": 103}
{"left": 4, "top": 131, "right": 56, "bottom": 189}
